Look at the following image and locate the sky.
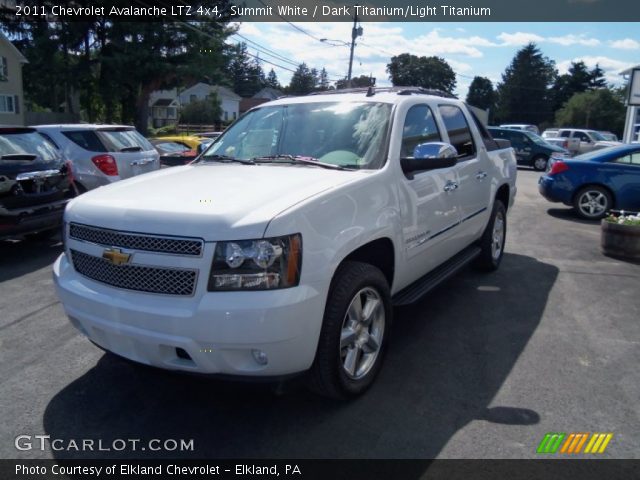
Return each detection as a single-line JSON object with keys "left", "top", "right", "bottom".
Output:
{"left": 233, "top": 22, "right": 640, "bottom": 97}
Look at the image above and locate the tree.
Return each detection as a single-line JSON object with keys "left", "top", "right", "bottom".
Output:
{"left": 555, "top": 89, "right": 625, "bottom": 135}
{"left": 227, "top": 43, "right": 266, "bottom": 97}
{"left": 386, "top": 54, "right": 456, "bottom": 94}
{"left": 287, "top": 63, "right": 317, "bottom": 95}
{"left": 466, "top": 76, "right": 495, "bottom": 111}
{"left": 265, "top": 68, "right": 281, "bottom": 90}
{"left": 317, "top": 68, "right": 330, "bottom": 91}
{"left": 335, "top": 74, "right": 374, "bottom": 89}
{"left": 494, "top": 43, "right": 557, "bottom": 126}
{"left": 552, "top": 61, "right": 607, "bottom": 111}
{"left": 180, "top": 93, "right": 223, "bottom": 125}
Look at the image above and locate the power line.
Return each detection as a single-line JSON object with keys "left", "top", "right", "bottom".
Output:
{"left": 256, "top": 0, "right": 325, "bottom": 43}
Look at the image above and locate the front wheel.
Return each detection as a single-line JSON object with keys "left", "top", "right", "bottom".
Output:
{"left": 308, "top": 261, "right": 392, "bottom": 399}
{"left": 474, "top": 199, "right": 507, "bottom": 271}
{"left": 532, "top": 155, "right": 548, "bottom": 171}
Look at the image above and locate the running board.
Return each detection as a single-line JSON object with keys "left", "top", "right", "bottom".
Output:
{"left": 392, "top": 245, "right": 482, "bottom": 306}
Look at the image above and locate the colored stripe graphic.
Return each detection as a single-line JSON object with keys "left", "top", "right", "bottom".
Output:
{"left": 560, "top": 433, "right": 589, "bottom": 453}
{"left": 584, "top": 433, "right": 613, "bottom": 454}
{"left": 537, "top": 433, "right": 566, "bottom": 454}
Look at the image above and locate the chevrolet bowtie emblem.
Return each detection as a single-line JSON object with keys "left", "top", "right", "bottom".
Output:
{"left": 102, "top": 248, "right": 132, "bottom": 266}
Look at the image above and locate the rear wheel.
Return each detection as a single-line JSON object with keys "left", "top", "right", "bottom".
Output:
{"left": 532, "top": 155, "right": 548, "bottom": 171}
{"left": 573, "top": 186, "right": 611, "bottom": 220}
{"left": 308, "top": 261, "right": 392, "bottom": 399}
{"left": 474, "top": 199, "right": 506, "bottom": 271}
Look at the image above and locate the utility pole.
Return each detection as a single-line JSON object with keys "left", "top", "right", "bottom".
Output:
{"left": 347, "top": 8, "right": 362, "bottom": 88}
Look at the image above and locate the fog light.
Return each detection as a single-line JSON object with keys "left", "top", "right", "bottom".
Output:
{"left": 252, "top": 349, "right": 268, "bottom": 365}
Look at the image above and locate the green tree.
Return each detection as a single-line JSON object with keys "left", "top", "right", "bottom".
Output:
{"left": 287, "top": 63, "right": 317, "bottom": 95}
{"left": 265, "top": 68, "right": 281, "bottom": 90}
{"left": 179, "top": 93, "right": 223, "bottom": 125}
{"left": 555, "top": 89, "right": 625, "bottom": 135}
{"left": 227, "top": 43, "right": 266, "bottom": 97}
{"left": 386, "top": 54, "right": 456, "bottom": 94}
{"left": 317, "top": 68, "right": 330, "bottom": 91}
{"left": 552, "top": 61, "right": 606, "bottom": 111}
{"left": 495, "top": 43, "right": 557, "bottom": 126}
{"left": 466, "top": 76, "right": 495, "bottom": 111}
{"left": 336, "top": 74, "right": 374, "bottom": 89}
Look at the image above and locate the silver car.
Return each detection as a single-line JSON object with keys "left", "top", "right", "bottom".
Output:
{"left": 34, "top": 125, "right": 160, "bottom": 192}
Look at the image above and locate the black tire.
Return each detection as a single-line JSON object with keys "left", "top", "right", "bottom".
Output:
{"left": 308, "top": 261, "right": 392, "bottom": 399}
{"left": 573, "top": 185, "right": 612, "bottom": 220}
{"left": 532, "top": 155, "right": 548, "bottom": 171}
{"left": 474, "top": 199, "right": 507, "bottom": 271}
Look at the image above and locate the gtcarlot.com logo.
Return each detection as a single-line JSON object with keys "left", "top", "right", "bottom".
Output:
{"left": 15, "top": 435, "right": 194, "bottom": 452}
{"left": 536, "top": 432, "right": 613, "bottom": 454}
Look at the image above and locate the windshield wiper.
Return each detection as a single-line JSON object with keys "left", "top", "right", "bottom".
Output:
{"left": 1, "top": 154, "right": 37, "bottom": 161}
{"left": 200, "top": 154, "right": 255, "bottom": 165}
{"left": 252, "top": 154, "right": 353, "bottom": 171}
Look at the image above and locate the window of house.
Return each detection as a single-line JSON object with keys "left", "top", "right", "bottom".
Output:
{"left": 167, "top": 107, "right": 177, "bottom": 119}
{"left": 0, "top": 94, "right": 15, "bottom": 113}
{"left": 0, "top": 57, "right": 7, "bottom": 81}
{"left": 233, "top": 111, "right": 237, "bottom": 120}
{"left": 438, "top": 104, "right": 476, "bottom": 158}
{"left": 400, "top": 105, "right": 441, "bottom": 158}
{"left": 224, "top": 111, "right": 228, "bottom": 121}
{"left": 190, "top": 94, "right": 197, "bottom": 103}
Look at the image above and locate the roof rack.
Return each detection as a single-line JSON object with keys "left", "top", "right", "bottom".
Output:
{"left": 307, "top": 86, "right": 457, "bottom": 99}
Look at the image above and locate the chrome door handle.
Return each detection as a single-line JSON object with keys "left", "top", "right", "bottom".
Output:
{"left": 444, "top": 181, "right": 459, "bottom": 192}
{"left": 475, "top": 171, "right": 488, "bottom": 180}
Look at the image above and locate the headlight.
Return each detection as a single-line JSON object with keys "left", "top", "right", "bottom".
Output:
{"left": 208, "top": 234, "right": 302, "bottom": 291}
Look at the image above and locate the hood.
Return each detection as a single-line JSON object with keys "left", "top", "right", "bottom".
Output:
{"left": 595, "top": 141, "right": 622, "bottom": 148}
{"left": 65, "top": 163, "right": 361, "bottom": 240}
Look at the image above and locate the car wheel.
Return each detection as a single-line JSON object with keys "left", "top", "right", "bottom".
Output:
{"left": 308, "top": 261, "right": 392, "bottom": 399}
{"left": 532, "top": 155, "right": 548, "bottom": 171}
{"left": 573, "top": 186, "right": 611, "bottom": 220}
{"left": 474, "top": 199, "right": 507, "bottom": 271}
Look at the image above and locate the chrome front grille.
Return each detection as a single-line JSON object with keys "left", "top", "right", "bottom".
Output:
{"left": 70, "top": 249, "right": 197, "bottom": 296}
{"left": 69, "top": 223, "right": 203, "bottom": 256}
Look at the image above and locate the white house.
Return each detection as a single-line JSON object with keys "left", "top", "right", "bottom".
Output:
{"left": 0, "top": 31, "right": 28, "bottom": 125}
{"left": 148, "top": 83, "right": 241, "bottom": 128}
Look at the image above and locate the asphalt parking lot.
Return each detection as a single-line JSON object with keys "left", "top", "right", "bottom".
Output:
{"left": 1, "top": 169, "right": 639, "bottom": 460}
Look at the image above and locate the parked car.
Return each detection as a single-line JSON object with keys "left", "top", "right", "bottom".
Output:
{"left": 196, "top": 138, "right": 215, "bottom": 155}
{"left": 539, "top": 144, "right": 640, "bottom": 219}
{"left": 153, "top": 135, "right": 207, "bottom": 150}
{"left": 150, "top": 140, "right": 198, "bottom": 167}
{"left": 54, "top": 88, "right": 517, "bottom": 398}
{"left": 198, "top": 131, "right": 224, "bottom": 139}
{"left": 34, "top": 125, "right": 160, "bottom": 193}
{"left": 0, "top": 126, "right": 74, "bottom": 240}
{"left": 499, "top": 124, "right": 539, "bottom": 134}
{"left": 488, "top": 127, "right": 569, "bottom": 171}
{"left": 541, "top": 128, "right": 560, "bottom": 139}
{"left": 558, "top": 128, "right": 621, "bottom": 155}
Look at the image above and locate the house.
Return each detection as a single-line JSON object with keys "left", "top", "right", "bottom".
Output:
{"left": 239, "top": 87, "right": 285, "bottom": 114}
{"left": 148, "top": 83, "right": 241, "bottom": 127}
{"left": 0, "top": 31, "right": 27, "bottom": 125}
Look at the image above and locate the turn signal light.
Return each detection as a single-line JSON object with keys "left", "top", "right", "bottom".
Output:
{"left": 549, "top": 160, "right": 569, "bottom": 175}
{"left": 91, "top": 154, "right": 119, "bottom": 176}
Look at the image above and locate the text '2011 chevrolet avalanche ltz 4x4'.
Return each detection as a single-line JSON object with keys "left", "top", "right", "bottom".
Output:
{"left": 53, "top": 88, "right": 517, "bottom": 398}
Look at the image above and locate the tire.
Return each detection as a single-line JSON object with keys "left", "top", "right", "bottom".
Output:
{"left": 573, "top": 186, "right": 612, "bottom": 220}
{"left": 474, "top": 199, "right": 507, "bottom": 271}
{"left": 308, "top": 261, "right": 392, "bottom": 399}
{"left": 532, "top": 155, "right": 548, "bottom": 171}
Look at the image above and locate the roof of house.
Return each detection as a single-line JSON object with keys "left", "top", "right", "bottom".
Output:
{"left": 0, "top": 31, "right": 28, "bottom": 63}
{"left": 180, "top": 82, "right": 241, "bottom": 101}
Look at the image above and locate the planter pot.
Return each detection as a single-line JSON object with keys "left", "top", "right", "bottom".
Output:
{"left": 601, "top": 220, "right": 640, "bottom": 261}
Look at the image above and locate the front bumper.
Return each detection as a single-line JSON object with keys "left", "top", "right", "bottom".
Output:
{"left": 53, "top": 253, "right": 326, "bottom": 376}
{"left": 0, "top": 198, "right": 68, "bottom": 239}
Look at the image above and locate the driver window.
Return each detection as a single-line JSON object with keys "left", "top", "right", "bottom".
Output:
{"left": 576, "top": 132, "right": 590, "bottom": 142}
{"left": 401, "top": 105, "right": 441, "bottom": 157}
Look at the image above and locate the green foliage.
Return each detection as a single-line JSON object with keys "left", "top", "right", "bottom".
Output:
{"left": 265, "top": 69, "right": 281, "bottom": 90}
{"left": 553, "top": 61, "right": 607, "bottom": 111}
{"left": 179, "top": 93, "right": 223, "bottom": 124}
{"left": 335, "top": 75, "right": 374, "bottom": 89}
{"left": 495, "top": 43, "right": 557, "bottom": 126}
{"left": 148, "top": 124, "right": 178, "bottom": 136}
{"left": 386, "top": 54, "right": 456, "bottom": 94}
{"left": 555, "top": 88, "right": 626, "bottom": 135}
{"left": 466, "top": 76, "right": 495, "bottom": 111}
{"left": 227, "top": 43, "right": 267, "bottom": 97}
{"left": 287, "top": 63, "right": 317, "bottom": 95}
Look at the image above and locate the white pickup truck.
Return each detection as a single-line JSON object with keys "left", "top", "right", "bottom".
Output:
{"left": 53, "top": 88, "right": 517, "bottom": 398}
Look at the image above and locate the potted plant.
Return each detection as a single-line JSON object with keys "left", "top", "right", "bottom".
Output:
{"left": 601, "top": 211, "right": 640, "bottom": 261}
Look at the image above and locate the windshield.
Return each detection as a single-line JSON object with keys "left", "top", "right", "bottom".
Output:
{"left": 0, "top": 131, "right": 60, "bottom": 163}
{"left": 201, "top": 101, "right": 392, "bottom": 169}
{"left": 588, "top": 130, "right": 606, "bottom": 141}
{"left": 525, "top": 132, "right": 551, "bottom": 146}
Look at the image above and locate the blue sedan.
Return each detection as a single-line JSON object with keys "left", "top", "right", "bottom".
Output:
{"left": 538, "top": 144, "right": 640, "bottom": 219}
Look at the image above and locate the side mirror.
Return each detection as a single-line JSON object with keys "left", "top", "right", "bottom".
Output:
{"left": 401, "top": 142, "right": 458, "bottom": 176}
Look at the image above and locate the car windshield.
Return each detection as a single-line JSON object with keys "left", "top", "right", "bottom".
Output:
{"left": 153, "top": 142, "right": 190, "bottom": 153}
{"left": 588, "top": 130, "right": 606, "bottom": 141}
{"left": 525, "top": 132, "right": 550, "bottom": 146}
{"left": 97, "top": 128, "right": 154, "bottom": 152}
{"left": 0, "top": 131, "right": 60, "bottom": 163}
{"left": 200, "top": 101, "right": 392, "bottom": 169}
